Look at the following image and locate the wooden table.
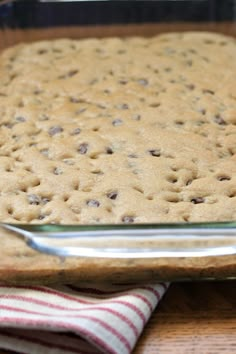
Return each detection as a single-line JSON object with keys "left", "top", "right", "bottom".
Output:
{"left": 135, "top": 281, "right": 236, "bottom": 353}
{"left": 1, "top": 281, "right": 236, "bottom": 353}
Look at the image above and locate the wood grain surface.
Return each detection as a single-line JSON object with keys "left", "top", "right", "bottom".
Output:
{"left": 134, "top": 281, "right": 236, "bottom": 354}
{"left": 0, "top": 281, "right": 236, "bottom": 353}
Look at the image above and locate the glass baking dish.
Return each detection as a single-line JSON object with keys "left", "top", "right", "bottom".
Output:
{"left": 0, "top": 0, "right": 236, "bottom": 284}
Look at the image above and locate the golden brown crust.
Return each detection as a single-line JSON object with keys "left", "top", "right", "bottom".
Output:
{"left": 0, "top": 32, "right": 236, "bottom": 283}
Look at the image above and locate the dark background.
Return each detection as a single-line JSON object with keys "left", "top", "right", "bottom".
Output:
{"left": 0, "top": 0, "right": 235, "bottom": 29}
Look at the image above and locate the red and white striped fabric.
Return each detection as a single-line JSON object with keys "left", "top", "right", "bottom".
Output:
{"left": 0, "top": 282, "right": 169, "bottom": 354}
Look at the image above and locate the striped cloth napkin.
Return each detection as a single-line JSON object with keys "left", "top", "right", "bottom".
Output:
{"left": 0, "top": 282, "right": 168, "bottom": 354}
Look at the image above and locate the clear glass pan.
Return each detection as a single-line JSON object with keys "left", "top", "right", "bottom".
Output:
{"left": 0, "top": 0, "right": 236, "bottom": 283}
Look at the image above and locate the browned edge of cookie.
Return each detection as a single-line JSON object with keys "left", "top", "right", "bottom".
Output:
{"left": 0, "top": 22, "right": 235, "bottom": 51}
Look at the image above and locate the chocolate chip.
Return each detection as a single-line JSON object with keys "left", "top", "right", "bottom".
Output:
{"left": 42, "top": 197, "right": 50, "bottom": 204}
{"left": 119, "top": 79, "right": 128, "bottom": 85}
{"left": 186, "top": 60, "right": 193, "bottom": 66}
{"left": 229, "top": 192, "right": 236, "bottom": 198}
{"left": 34, "top": 89, "right": 43, "bottom": 95}
{"left": 217, "top": 176, "right": 231, "bottom": 181}
{"left": 38, "top": 49, "right": 47, "bottom": 55}
{"left": 97, "top": 104, "right": 106, "bottom": 110}
{"left": 89, "top": 78, "right": 98, "bottom": 85}
{"left": 4, "top": 123, "right": 15, "bottom": 129}
{"left": 138, "top": 78, "right": 149, "bottom": 86}
{"left": 128, "top": 154, "right": 138, "bottom": 158}
{"left": 86, "top": 199, "right": 100, "bottom": 207}
{"left": 40, "top": 149, "right": 49, "bottom": 157}
{"left": 117, "top": 103, "right": 129, "bottom": 110}
{"left": 132, "top": 114, "right": 141, "bottom": 121}
{"left": 214, "top": 114, "right": 226, "bottom": 126}
{"left": 149, "top": 102, "right": 161, "bottom": 108}
{"left": 196, "top": 120, "right": 206, "bottom": 126}
{"left": 106, "top": 147, "right": 114, "bottom": 155}
{"left": 7, "top": 207, "right": 13, "bottom": 215}
{"left": 199, "top": 108, "right": 206, "bottom": 115}
{"left": 204, "top": 39, "right": 214, "bottom": 45}
{"left": 170, "top": 178, "right": 178, "bottom": 183}
{"left": 38, "top": 214, "right": 46, "bottom": 220}
{"left": 71, "top": 128, "right": 81, "bottom": 135}
{"left": 139, "top": 97, "right": 146, "bottom": 103}
{"left": 148, "top": 149, "right": 161, "bottom": 157}
{"left": 175, "top": 121, "right": 184, "bottom": 126}
{"left": 53, "top": 167, "right": 63, "bottom": 175}
{"left": 203, "top": 89, "right": 215, "bottom": 95}
{"left": 48, "top": 125, "right": 63, "bottom": 136}
{"left": 191, "top": 197, "right": 205, "bottom": 204}
{"left": 76, "top": 108, "right": 86, "bottom": 115}
{"left": 91, "top": 169, "right": 103, "bottom": 175}
{"left": 202, "top": 56, "right": 210, "bottom": 62}
{"left": 58, "top": 69, "right": 78, "bottom": 79}
{"left": 78, "top": 143, "right": 88, "bottom": 154}
{"left": 112, "top": 119, "right": 123, "bottom": 126}
{"left": 67, "top": 69, "right": 79, "bottom": 77}
{"left": 9, "top": 73, "right": 18, "bottom": 81}
{"left": 186, "top": 84, "right": 195, "bottom": 90}
{"left": 122, "top": 216, "right": 135, "bottom": 223}
{"left": 107, "top": 191, "right": 118, "bottom": 200}
{"left": 15, "top": 116, "right": 26, "bottom": 122}
{"left": 70, "top": 97, "right": 80, "bottom": 103}
{"left": 39, "top": 114, "right": 49, "bottom": 121}
{"left": 63, "top": 159, "right": 74, "bottom": 165}
{"left": 28, "top": 194, "right": 41, "bottom": 205}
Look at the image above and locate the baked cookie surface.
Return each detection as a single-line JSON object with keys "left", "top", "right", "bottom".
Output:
{"left": 0, "top": 32, "right": 235, "bottom": 224}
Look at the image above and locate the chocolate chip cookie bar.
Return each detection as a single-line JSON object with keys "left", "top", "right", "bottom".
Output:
{"left": 0, "top": 32, "right": 235, "bottom": 225}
